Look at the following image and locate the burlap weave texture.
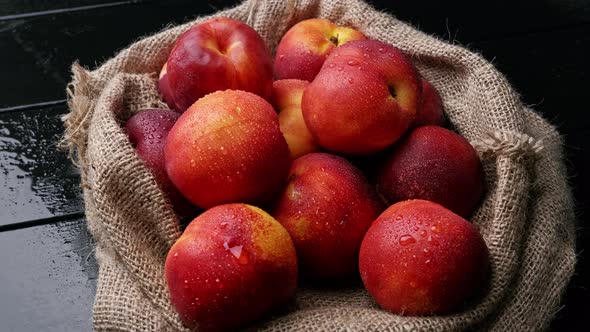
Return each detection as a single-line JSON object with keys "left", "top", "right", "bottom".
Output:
{"left": 62, "top": 1, "right": 576, "bottom": 331}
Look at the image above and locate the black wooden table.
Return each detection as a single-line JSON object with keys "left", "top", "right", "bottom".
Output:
{"left": 0, "top": 1, "right": 588, "bottom": 330}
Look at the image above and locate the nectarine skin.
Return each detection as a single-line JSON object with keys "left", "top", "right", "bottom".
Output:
{"left": 165, "top": 204, "right": 298, "bottom": 331}
{"left": 414, "top": 79, "right": 444, "bottom": 127}
{"left": 157, "top": 62, "right": 178, "bottom": 111}
{"left": 272, "top": 153, "right": 384, "bottom": 279}
{"left": 167, "top": 17, "right": 273, "bottom": 112}
{"left": 302, "top": 40, "right": 421, "bottom": 155}
{"left": 165, "top": 90, "right": 291, "bottom": 209}
{"left": 274, "top": 18, "right": 366, "bottom": 81}
{"left": 270, "top": 79, "right": 320, "bottom": 159}
{"left": 359, "top": 200, "right": 489, "bottom": 315}
{"left": 125, "top": 109, "right": 197, "bottom": 217}
{"left": 377, "top": 126, "right": 485, "bottom": 217}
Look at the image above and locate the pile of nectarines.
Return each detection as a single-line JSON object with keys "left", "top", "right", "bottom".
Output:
{"left": 124, "top": 17, "right": 489, "bottom": 331}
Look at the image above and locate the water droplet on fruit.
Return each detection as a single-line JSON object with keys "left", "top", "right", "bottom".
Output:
{"left": 378, "top": 47, "right": 385, "bottom": 53}
{"left": 220, "top": 222, "right": 228, "bottom": 228}
{"left": 279, "top": 54, "right": 285, "bottom": 59}
{"left": 431, "top": 225, "right": 440, "bottom": 233}
{"left": 358, "top": 66, "right": 362, "bottom": 70}
{"left": 425, "top": 259, "right": 431, "bottom": 264}
{"left": 306, "top": 50, "right": 312, "bottom": 55}
{"left": 228, "top": 244, "right": 243, "bottom": 259}
{"left": 337, "top": 66, "right": 343, "bottom": 71}
{"left": 417, "top": 220, "right": 422, "bottom": 225}
{"left": 419, "top": 230, "right": 427, "bottom": 237}
{"left": 215, "top": 278, "right": 220, "bottom": 283}
{"left": 423, "top": 248, "right": 429, "bottom": 253}
{"left": 334, "top": 53, "right": 340, "bottom": 57}
{"left": 399, "top": 234, "right": 416, "bottom": 246}
{"left": 329, "top": 63, "right": 335, "bottom": 68}
{"left": 363, "top": 53, "right": 369, "bottom": 58}
{"left": 157, "top": 134, "right": 163, "bottom": 139}
{"left": 347, "top": 77, "right": 354, "bottom": 84}
{"left": 148, "top": 134, "right": 154, "bottom": 139}
{"left": 173, "top": 252, "right": 178, "bottom": 258}
{"left": 395, "top": 215, "right": 402, "bottom": 221}
{"left": 409, "top": 281, "right": 417, "bottom": 288}
{"left": 347, "top": 60, "right": 359, "bottom": 66}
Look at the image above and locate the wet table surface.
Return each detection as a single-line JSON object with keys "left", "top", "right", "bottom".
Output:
{"left": 0, "top": 0, "right": 588, "bottom": 330}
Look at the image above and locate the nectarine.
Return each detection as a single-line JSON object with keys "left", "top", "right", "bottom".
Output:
{"left": 165, "top": 90, "right": 291, "bottom": 209}
{"left": 270, "top": 79, "right": 320, "bottom": 159}
{"left": 359, "top": 200, "right": 489, "bottom": 315}
{"left": 377, "top": 126, "right": 485, "bottom": 217}
{"left": 166, "top": 204, "right": 297, "bottom": 331}
{"left": 125, "top": 109, "right": 197, "bottom": 217}
{"left": 302, "top": 40, "right": 421, "bottom": 155}
{"left": 272, "top": 153, "right": 384, "bottom": 279}
{"left": 167, "top": 17, "right": 273, "bottom": 112}
{"left": 414, "top": 79, "right": 444, "bottom": 127}
{"left": 158, "top": 62, "right": 177, "bottom": 111}
{"left": 274, "top": 18, "right": 366, "bottom": 81}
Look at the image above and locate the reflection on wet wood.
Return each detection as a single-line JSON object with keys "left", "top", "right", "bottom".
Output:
{"left": 0, "top": 105, "right": 83, "bottom": 226}
{"left": 0, "top": 218, "right": 97, "bottom": 332}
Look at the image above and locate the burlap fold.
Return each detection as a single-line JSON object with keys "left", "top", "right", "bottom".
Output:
{"left": 62, "top": 0, "right": 576, "bottom": 331}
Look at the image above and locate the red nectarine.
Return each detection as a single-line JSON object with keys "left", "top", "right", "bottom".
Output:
{"left": 270, "top": 79, "right": 320, "bottom": 159}
{"left": 165, "top": 90, "right": 291, "bottom": 209}
{"left": 125, "top": 109, "right": 197, "bottom": 217}
{"left": 166, "top": 204, "right": 297, "bottom": 331}
{"left": 377, "top": 126, "right": 485, "bottom": 217}
{"left": 302, "top": 40, "right": 421, "bottom": 155}
{"left": 272, "top": 153, "right": 384, "bottom": 279}
{"left": 359, "top": 200, "right": 489, "bottom": 315}
{"left": 414, "top": 79, "right": 444, "bottom": 127}
{"left": 274, "top": 18, "right": 366, "bottom": 81}
{"left": 158, "top": 62, "right": 177, "bottom": 111}
{"left": 167, "top": 17, "right": 273, "bottom": 112}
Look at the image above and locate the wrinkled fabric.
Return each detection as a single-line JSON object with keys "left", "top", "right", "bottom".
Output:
{"left": 62, "top": 1, "right": 575, "bottom": 331}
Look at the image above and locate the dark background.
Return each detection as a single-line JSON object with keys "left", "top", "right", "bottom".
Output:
{"left": 0, "top": 0, "right": 587, "bottom": 330}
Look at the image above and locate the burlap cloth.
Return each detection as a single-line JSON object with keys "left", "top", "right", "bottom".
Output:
{"left": 61, "top": 0, "right": 576, "bottom": 331}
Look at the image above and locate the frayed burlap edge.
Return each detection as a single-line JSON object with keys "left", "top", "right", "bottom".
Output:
{"left": 62, "top": 0, "right": 576, "bottom": 331}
